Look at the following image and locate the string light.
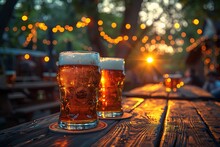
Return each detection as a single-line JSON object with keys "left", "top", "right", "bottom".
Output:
{"left": 24, "top": 54, "right": 30, "bottom": 60}
{"left": 170, "top": 40, "right": 175, "bottom": 45}
{"left": 21, "top": 26, "right": 26, "bottom": 31}
{"left": 13, "top": 27, "right": 18, "bottom": 32}
{"left": 125, "top": 24, "right": 131, "bottom": 29}
{"left": 190, "top": 38, "right": 195, "bottom": 43}
{"left": 28, "top": 24, "right": 33, "bottom": 29}
{"left": 174, "top": 23, "right": 180, "bottom": 29}
{"left": 197, "top": 29, "right": 202, "bottom": 35}
{"left": 44, "top": 56, "right": 50, "bottom": 62}
{"left": 85, "top": 18, "right": 91, "bottom": 24}
{"left": 168, "top": 35, "right": 173, "bottom": 40}
{"left": 141, "top": 36, "right": 148, "bottom": 43}
{"left": 132, "top": 36, "right": 137, "bottom": 41}
{"left": 5, "top": 16, "right": 209, "bottom": 55}
{"left": 140, "top": 23, "right": 146, "bottom": 29}
{"left": 98, "top": 20, "right": 103, "bottom": 26}
{"left": 111, "top": 22, "right": 117, "bottom": 28}
{"left": 22, "top": 15, "right": 28, "bottom": 21}
{"left": 181, "top": 32, "right": 186, "bottom": 38}
{"left": 140, "top": 47, "right": 145, "bottom": 52}
{"left": 52, "top": 40, "right": 58, "bottom": 45}
{"left": 100, "top": 31, "right": 105, "bottom": 36}
{"left": 156, "top": 36, "right": 161, "bottom": 41}
{"left": 193, "top": 19, "right": 199, "bottom": 25}
{"left": 160, "top": 40, "right": 165, "bottom": 44}
{"left": 123, "top": 35, "right": 129, "bottom": 41}
{"left": 201, "top": 45, "right": 206, "bottom": 51}
{"left": 98, "top": 27, "right": 103, "bottom": 31}
{"left": 52, "top": 28, "right": 58, "bottom": 33}
{"left": 151, "top": 39, "right": 156, "bottom": 44}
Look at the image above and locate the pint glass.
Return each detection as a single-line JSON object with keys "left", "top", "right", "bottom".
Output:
{"left": 57, "top": 51, "right": 101, "bottom": 130}
{"left": 163, "top": 73, "right": 183, "bottom": 92}
{"left": 5, "top": 70, "right": 16, "bottom": 85}
{"left": 97, "top": 58, "right": 125, "bottom": 118}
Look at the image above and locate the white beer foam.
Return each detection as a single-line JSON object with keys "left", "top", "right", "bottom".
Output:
{"left": 100, "top": 57, "right": 124, "bottom": 70}
{"left": 58, "top": 51, "right": 100, "bottom": 66}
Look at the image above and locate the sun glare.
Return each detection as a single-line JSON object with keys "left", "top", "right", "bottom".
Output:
{"left": 146, "top": 57, "right": 153, "bottom": 63}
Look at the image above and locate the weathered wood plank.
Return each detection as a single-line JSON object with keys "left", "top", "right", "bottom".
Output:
{"left": 92, "top": 99, "right": 168, "bottom": 147}
{"left": 193, "top": 101, "right": 220, "bottom": 144}
{"left": 160, "top": 100, "right": 218, "bottom": 147}
{"left": 123, "top": 84, "right": 163, "bottom": 98}
{"left": 0, "top": 98, "right": 144, "bottom": 146}
{"left": 18, "top": 120, "right": 118, "bottom": 147}
{"left": 122, "top": 97, "right": 144, "bottom": 112}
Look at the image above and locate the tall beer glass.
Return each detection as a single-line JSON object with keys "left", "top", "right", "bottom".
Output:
{"left": 57, "top": 51, "right": 101, "bottom": 130}
{"left": 97, "top": 58, "right": 125, "bottom": 118}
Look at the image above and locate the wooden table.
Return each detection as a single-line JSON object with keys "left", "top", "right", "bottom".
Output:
{"left": 0, "top": 81, "right": 58, "bottom": 97}
{"left": 0, "top": 84, "right": 220, "bottom": 146}
{"left": 0, "top": 81, "right": 58, "bottom": 92}
{"left": 123, "top": 83, "right": 215, "bottom": 100}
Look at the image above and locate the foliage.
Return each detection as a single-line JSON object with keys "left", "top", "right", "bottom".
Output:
{"left": 1, "top": 0, "right": 220, "bottom": 72}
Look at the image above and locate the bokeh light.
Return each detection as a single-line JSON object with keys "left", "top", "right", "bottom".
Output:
{"left": 24, "top": 54, "right": 30, "bottom": 60}
{"left": 44, "top": 56, "right": 50, "bottom": 62}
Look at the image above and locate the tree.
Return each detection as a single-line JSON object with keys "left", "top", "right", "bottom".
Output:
{"left": 0, "top": 0, "right": 19, "bottom": 45}
{"left": 115, "top": 0, "right": 143, "bottom": 59}
{"left": 1, "top": 0, "right": 220, "bottom": 64}
{"left": 84, "top": 0, "right": 108, "bottom": 57}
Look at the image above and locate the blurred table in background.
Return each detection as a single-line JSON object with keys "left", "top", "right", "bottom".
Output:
{"left": 123, "top": 83, "right": 215, "bottom": 100}
{"left": 0, "top": 81, "right": 59, "bottom": 127}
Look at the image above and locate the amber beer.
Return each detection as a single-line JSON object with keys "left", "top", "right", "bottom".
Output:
{"left": 97, "top": 58, "right": 125, "bottom": 118}
{"left": 163, "top": 74, "right": 183, "bottom": 92}
{"left": 57, "top": 51, "right": 100, "bottom": 130}
{"left": 6, "top": 70, "right": 16, "bottom": 85}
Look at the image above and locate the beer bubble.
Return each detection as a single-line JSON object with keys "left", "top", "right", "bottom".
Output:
{"left": 87, "top": 115, "right": 92, "bottom": 118}
{"left": 69, "top": 113, "right": 79, "bottom": 120}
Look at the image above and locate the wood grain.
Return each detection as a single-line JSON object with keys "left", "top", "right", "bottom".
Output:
{"left": 92, "top": 99, "right": 168, "bottom": 147}
{"left": 0, "top": 98, "right": 144, "bottom": 146}
{"left": 122, "top": 97, "right": 144, "bottom": 112}
{"left": 193, "top": 101, "right": 220, "bottom": 144}
{"left": 160, "top": 100, "right": 218, "bottom": 147}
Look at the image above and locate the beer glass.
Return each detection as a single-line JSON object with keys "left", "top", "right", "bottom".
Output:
{"left": 5, "top": 70, "right": 16, "bottom": 85}
{"left": 57, "top": 51, "right": 101, "bottom": 130}
{"left": 163, "top": 73, "right": 183, "bottom": 92}
{"left": 97, "top": 57, "right": 125, "bottom": 118}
